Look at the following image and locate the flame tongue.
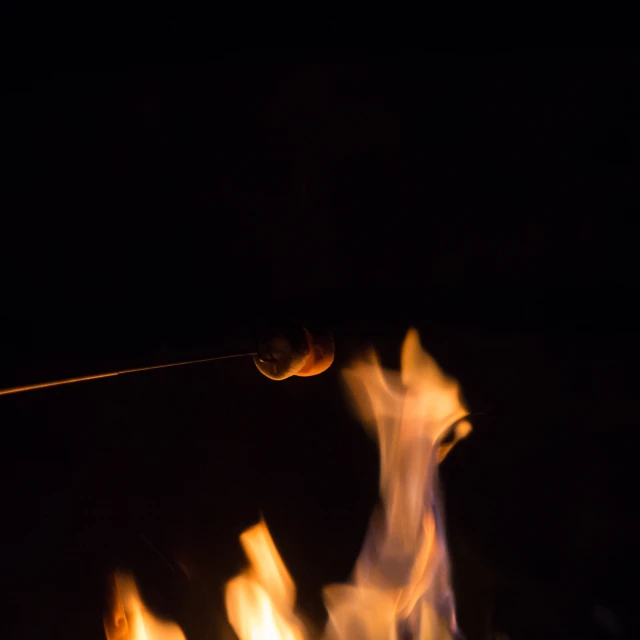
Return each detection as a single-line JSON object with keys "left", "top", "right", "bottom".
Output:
{"left": 104, "top": 572, "right": 186, "bottom": 640}
{"left": 324, "top": 329, "right": 470, "bottom": 639}
{"left": 224, "top": 520, "right": 308, "bottom": 640}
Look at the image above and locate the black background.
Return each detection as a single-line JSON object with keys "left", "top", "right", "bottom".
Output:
{"left": 1, "top": 49, "right": 639, "bottom": 639}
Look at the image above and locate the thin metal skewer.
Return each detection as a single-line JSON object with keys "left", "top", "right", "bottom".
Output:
{"left": 0, "top": 351, "right": 258, "bottom": 397}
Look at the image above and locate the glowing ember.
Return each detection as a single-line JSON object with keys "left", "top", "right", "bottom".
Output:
{"left": 104, "top": 329, "right": 470, "bottom": 640}
{"left": 104, "top": 572, "right": 186, "bottom": 640}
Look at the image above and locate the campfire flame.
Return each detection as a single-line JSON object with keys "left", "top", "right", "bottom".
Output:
{"left": 224, "top": 520, "right": 308, "bottom": 640}
{"left": 322, "top": 328, "right": 469, "bottom": 639}
{"left": 104, "top": 329, "right": 469, "bottom": 640}
{"left": 104, "top": 572, "right": 186, "bottom": 640}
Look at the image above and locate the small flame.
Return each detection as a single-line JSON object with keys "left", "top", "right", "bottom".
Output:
{"left": 323, "top": 328, "right": 470, "bottom": 639}
{"left": 104, "top": 572, "right": 186, "bottom": 640}
{"left": 224, "top": 520, "right": 308, "bottom": 640}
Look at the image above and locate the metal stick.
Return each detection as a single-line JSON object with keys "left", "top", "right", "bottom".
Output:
{"left": 0, "top": 351, "right": 257, "bottom": 397}
{"left": 140, "top": 533, "right": 176, "bottom": 573}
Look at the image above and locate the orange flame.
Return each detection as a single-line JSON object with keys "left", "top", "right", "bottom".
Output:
{"left": 224, "top": 520, "right": 308, "bottom": 640}
{"left": 105, "top": 329, "right": 468, "bottom": 640}
{"left": 323, "top": 329, "right": 470, "bottom": 639}
{"left": 104, "top": 572, "right": 186, "bottom": 640}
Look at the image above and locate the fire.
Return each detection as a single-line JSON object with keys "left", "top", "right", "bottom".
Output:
{"left": 323, "top": 328, "right": 469, "bottom": 639}
{"left": 104, "top": 329, "right": 469, "bottom": 640}
{"left": 223, "top": 329, "right": 469, "bottom": 639}
{"left": 224, "top": 520, "right": 308, "bottom": 640}
{"left": 104, "top": 572, "right": 186, "bottom": 640}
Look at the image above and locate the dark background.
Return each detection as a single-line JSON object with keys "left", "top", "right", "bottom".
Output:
{"left": 1, "top": 50, "right": 639, "bottom": 639}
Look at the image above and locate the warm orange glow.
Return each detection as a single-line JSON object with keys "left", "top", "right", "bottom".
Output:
{"left": 323, "top": 329, "right": 470, "bottom": 639}
{"left": 295, "top": 328, "right": 335, "bottom": 377}
{"left": 104, "top": 572, "right": 186, "bottom": 640}
{"left": 104, "top": 329, "right": 468, "bottom": 640}
{"left": 224, "top": 520, "right": 307, "bottom": 640}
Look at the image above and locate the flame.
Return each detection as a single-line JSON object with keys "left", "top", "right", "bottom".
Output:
{"left": 224, "top": 520, "right": 308, "bottom": 640}
{"left": 105, "top": 329, "right": 469, "bottom": 640}
{"left": 323, "top": 328, "right": 470, "bottom": 639}
{"left": 104, "top": 572, "right": 186, "bottom": 640}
